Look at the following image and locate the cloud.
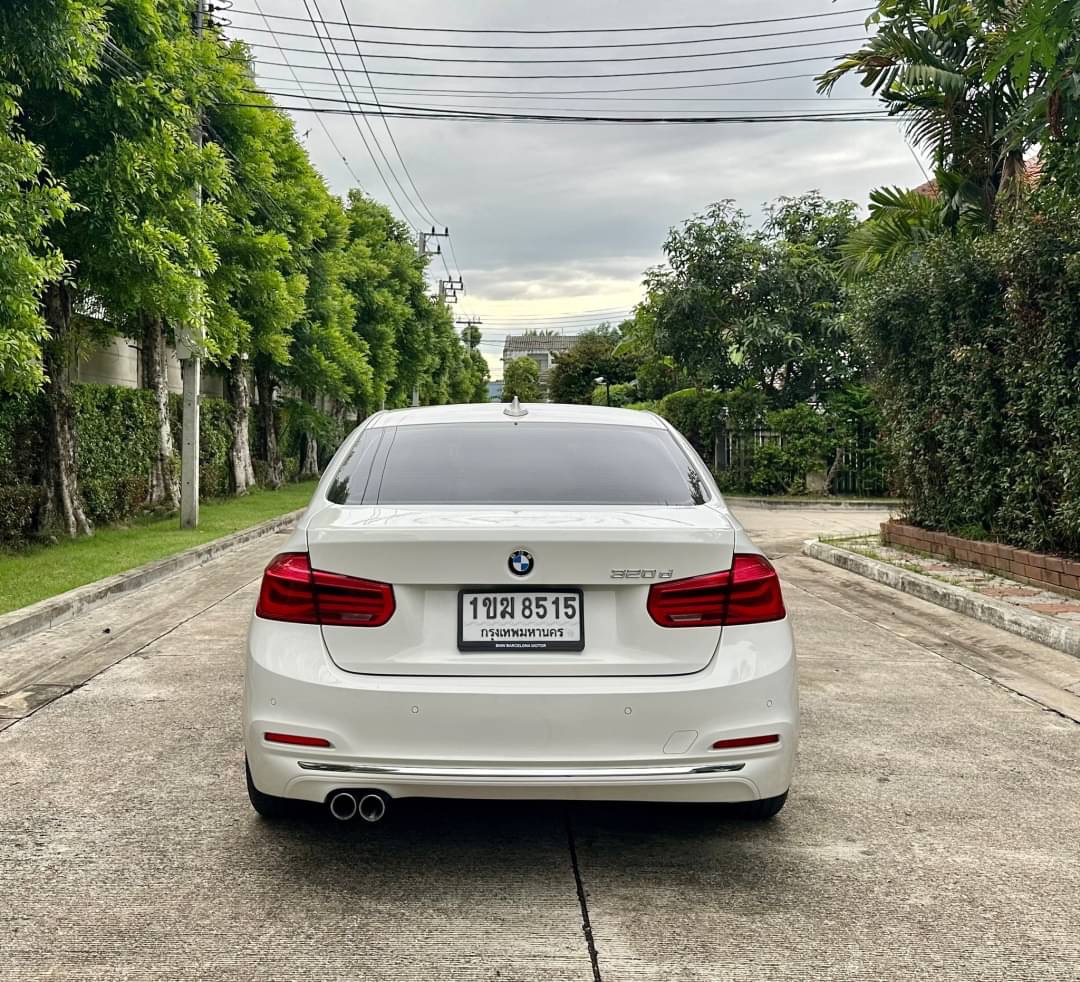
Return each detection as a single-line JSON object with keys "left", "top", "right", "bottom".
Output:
{"left": 247, "top": 0, "right": 927, "bottom": 364}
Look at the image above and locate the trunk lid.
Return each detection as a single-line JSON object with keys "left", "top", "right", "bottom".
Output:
{"left": 306, "top": 504, "right": 735, "bottom": 677}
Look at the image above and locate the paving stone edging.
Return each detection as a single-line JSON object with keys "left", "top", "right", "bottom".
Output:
{"left": 0, "top": 509, "right": 305, "bottom": 650}
{"left": 727, "top": 496, "right": 903, "bottom": 511}
{"left": 804, "top": 538, "right": 1080, "bottom": 660}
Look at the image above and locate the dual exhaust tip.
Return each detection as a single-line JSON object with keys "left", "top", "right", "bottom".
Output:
{"left": 328, "top": 790, "right": 389, "bottom": 824}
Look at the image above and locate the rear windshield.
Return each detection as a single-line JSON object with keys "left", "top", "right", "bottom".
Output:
{"left": 326, "top": 421, "right": 708, "bottom": 506}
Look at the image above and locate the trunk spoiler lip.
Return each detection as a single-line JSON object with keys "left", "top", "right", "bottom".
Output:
{"left": 304, "top": 501, "right": 736, "bottom": 535}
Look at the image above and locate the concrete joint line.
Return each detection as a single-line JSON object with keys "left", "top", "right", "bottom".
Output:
{"left": 566, "top": 815, "right": 603, "bottom": 982}
{"left": 784, "top": 573, "right": 1080, "bottom": 726}
{"left": 0, "top": 572, "right": 263, "bottom": 732}
{"left": 804, "top": 539, "right": 1080, "bottom": 662}
{"left": 0, "top": 508, "right": 304, "bottom": 651}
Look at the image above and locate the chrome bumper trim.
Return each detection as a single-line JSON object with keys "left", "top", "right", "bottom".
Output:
{"left": 297, "top": 760, "right": 745, "bottom": 779}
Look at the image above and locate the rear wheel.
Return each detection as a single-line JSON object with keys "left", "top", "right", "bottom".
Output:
{"left": 245, "top": 758, "right": 292, "bottom": 819}
{"left": 741, "top": 790, "right": 788, "bottom": 820}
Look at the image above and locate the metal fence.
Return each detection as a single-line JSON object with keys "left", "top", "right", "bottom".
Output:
{"left": 712, "top": 426, "right": 887, "bottom": 497}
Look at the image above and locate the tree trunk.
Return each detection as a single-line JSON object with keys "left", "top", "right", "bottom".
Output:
{"left": 40, "top": 283, "right": 92, "bottom": 538}
{"left": 824, "top": 446, "right": 844, "bottom": 497}
{"left": 140, "top": 313, "right": 180, "bottom": 509}
{"left": 226, "top": 356, "right": 256, "bottom": 495}
{"left": 300, "top": 431, "right": 319, "bottom": 479}
{"left": 255, "top": 363, "right": 283, "bottom": 488}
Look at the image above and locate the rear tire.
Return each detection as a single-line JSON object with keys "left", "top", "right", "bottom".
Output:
{"left": 741, "top": 790, "right": 788, "bottom": 821}
{"left": 246, "top": 757, "right": 292, "bottom": 819}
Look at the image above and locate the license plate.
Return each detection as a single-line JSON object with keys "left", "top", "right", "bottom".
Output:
{"left": 458, "top": 589, "right": 584, "bottom": 652}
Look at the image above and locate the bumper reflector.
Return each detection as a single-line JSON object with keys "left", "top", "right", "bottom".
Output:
{"left": 711, "top": 734, "right": 780, "bottom": 750}
{"left": 264, "top": 732, "right": 333, "bottom": 748}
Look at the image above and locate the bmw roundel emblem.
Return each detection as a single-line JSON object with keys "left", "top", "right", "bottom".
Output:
{"left": 508, "top": 550, "right": 533, "bottom": 576}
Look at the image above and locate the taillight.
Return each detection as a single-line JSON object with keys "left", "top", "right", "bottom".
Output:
{"left": 647, "top": 554, "right": 785, "bottom": 628}
{"left": 256, "top": 552, "right": 395, "bottom": 627}
{"left": 264, "top": 732, "right": 333, "bottom": 748}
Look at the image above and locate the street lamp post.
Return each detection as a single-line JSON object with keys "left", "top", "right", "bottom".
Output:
{"left": 594, "top": 376, "right": 610, "bottom": 406}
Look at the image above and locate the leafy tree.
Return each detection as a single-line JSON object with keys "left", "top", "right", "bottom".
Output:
{"left": 341, "top": 189, "right": 418, "bottom": 414}
{"left": 12, "top": 0, "right": 226, "bottom": 531}
{"left": 740, "top": 194, "right": 862, "bottom": 404}
{"left": 549, "top": 325, "right": 638, "bottom": 404}
{"left": 641, "top": 195, "right": 861, "bottom": 404}
{"left": 203, "top": 51, "right": 306, "bottom": 494}
{"left": 644, "top": 202, "right": 762, "bottom": 391}
{"left": 986, "top": 0, "right": 1080, "bottom": 186}
{"left": 817, "top": 1, "right": 1076, "bottom": 272}
{"left": 503, "top": 356, "right": 541, "bottom": 403}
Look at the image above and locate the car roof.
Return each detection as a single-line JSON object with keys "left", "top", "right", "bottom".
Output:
{"left": 366, "top": 403, "right": 667, "bottom": 429}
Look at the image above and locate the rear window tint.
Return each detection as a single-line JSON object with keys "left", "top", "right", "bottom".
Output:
{"left": 326, "top": 422, "right": 708, "bottom": 506}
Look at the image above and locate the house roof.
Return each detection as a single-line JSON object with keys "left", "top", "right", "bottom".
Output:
{"left": 502, "top": 334, "right": 579, "bottom": 357}
{"left": 913, "top": 158, "right": 1043, "bottom": 198}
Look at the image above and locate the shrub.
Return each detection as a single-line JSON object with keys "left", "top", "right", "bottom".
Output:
{"left": 850, "top": 187, "right": 1080, "bottom": 553}
{"left": 0, "top": 383, "right": 242, "bottom": 543}
{"left": 749, "top": 405, "right": 830, "bottom": 495}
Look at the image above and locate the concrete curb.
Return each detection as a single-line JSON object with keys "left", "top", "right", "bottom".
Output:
{"left": 0, "top": 508, "right": 304, "bottom": 650}
{"left": 804, "top": 539, "right": 1080, "bottom": 660}
{"left": 728, "top": 497, "right": 903, "bottom": 511}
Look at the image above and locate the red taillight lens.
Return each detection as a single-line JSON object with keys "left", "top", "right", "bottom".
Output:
{"left": 256, "top": 552, "right": 395, "bottom": 627}
{"left": 724, "top": 553, "right": 786, "bottom": 625}
{"left": 647, "top": 554, "right": 785, "bottom": 628}
{"left": 712, "top": 734, "right": 780, "bottom": 750}
{"left": 264, "top": 732, "right": 333, "bottom": 748}
{"left": 256, "top": 553, "right": 318, "bottom": 623}
{"left": 312, "top": 568, "right": 396, "bottom": 627}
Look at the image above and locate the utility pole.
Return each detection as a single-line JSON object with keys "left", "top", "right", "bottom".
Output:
{"left": 178, "top": 0, "right": 204, "bottom": 529}
{"left": 414, "top": 227, "right": 454, "bottom": 408}
{"left": 455, "top": 318, "right": 483, "bottom": 349}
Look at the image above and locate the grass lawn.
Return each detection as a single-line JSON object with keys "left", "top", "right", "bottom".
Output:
{"left": 0, "top": 480, "right": 319, "bottom": 616}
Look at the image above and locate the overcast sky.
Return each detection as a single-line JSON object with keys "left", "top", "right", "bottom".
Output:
{"left": 231, "top": 0, "right": 926, "bottom": 377}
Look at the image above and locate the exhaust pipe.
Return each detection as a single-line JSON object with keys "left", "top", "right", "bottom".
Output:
{"left": 357, "top": 792, "right": 389, "bottom": 824}
{"left": 328, "top": 791, "right": 358, "bottom": 822}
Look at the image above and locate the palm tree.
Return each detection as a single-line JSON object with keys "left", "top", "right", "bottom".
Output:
{"left": 817, "top": 1, "right": 1047, "bottom": 273}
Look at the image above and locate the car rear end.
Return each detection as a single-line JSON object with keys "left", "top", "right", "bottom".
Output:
{"left": 243, "top": 405, "right": 797, "bottom": 814}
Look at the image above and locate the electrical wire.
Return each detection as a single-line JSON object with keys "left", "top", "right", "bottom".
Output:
{"left": 236, "top": 49, "right": 846, "bottom": 80}
{"left": 249, "top": 0, "right": 369, "bottom": 195}
{"left": 222, "top": 18, "right": 869, "bottom": 51}
{"left": 255, "top": 89, "right": 889, "bottom": 117}
{"left": 227, "top": 96, "right": 890, "bottom": 124}
{"left": 244, "top": 75, "right": 876, "bottom": 102}
{"left": 250, "top": 67, "right": 823, "bottom": 95}
{"left": 226, "top": 4, "right": 876, "bottom": 34}
{"left": 299, "top": 0, "right": 423, "bottom": 228}
{"left": 234, "top": 35, "right": 866, "bottom": 65}
{"left": 333, "top": 0, "right": 449, "bottom": 238}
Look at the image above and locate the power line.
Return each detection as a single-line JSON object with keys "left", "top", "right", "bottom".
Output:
{"left": 249, "top": 0, "right": 369, "bottom": 195}
{"left": 224, "top": 17, "right": 868, "bottom": 50}
{"left": 234, "top": 34, "right": 866, "bottom": 65}
{"left": 333, "top": 0, "right": 447, "bottom": 236}
{"left": 250, "top": 67, "right": 824, "bottom": 95}
{"left": 227, "top": 4, "right": 875, "bottom": 34}
{"left": 299, "top": 0, "right": 423, "bottom": 227}
{"left": 228, "top": 97, "right": 890, "bottom": 124}
{"left": 256, "top": 89, "right": 889, "bottom": 118}
{"left": 248, "top": 75, "right": 876, "bottom": 102}
{"left": 238, "top": 49, "right": 846, "bottom": 81}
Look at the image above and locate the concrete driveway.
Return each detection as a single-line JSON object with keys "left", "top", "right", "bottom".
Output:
{"left": 1, "top": 505, "right": 1078, "bottom": 981}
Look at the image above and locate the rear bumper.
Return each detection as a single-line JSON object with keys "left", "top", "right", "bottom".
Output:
{"left": 243, "top": 617, "right": 798, "bottom": 804}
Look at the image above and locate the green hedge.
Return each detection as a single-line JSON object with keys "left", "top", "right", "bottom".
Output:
{"left": 0, "top": 383, "right": 243, "bottom": 542}
{"left": 851, "top": 188, "right": 1080, "bottom": 553}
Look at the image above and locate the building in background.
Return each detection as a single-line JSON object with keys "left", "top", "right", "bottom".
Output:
{"left": 501, "top": 333, "right": 578, "bottom": 392}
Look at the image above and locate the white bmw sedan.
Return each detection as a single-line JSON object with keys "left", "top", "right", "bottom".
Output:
{"left": 243, "top": 402, "right": 797, "bottom": 823}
